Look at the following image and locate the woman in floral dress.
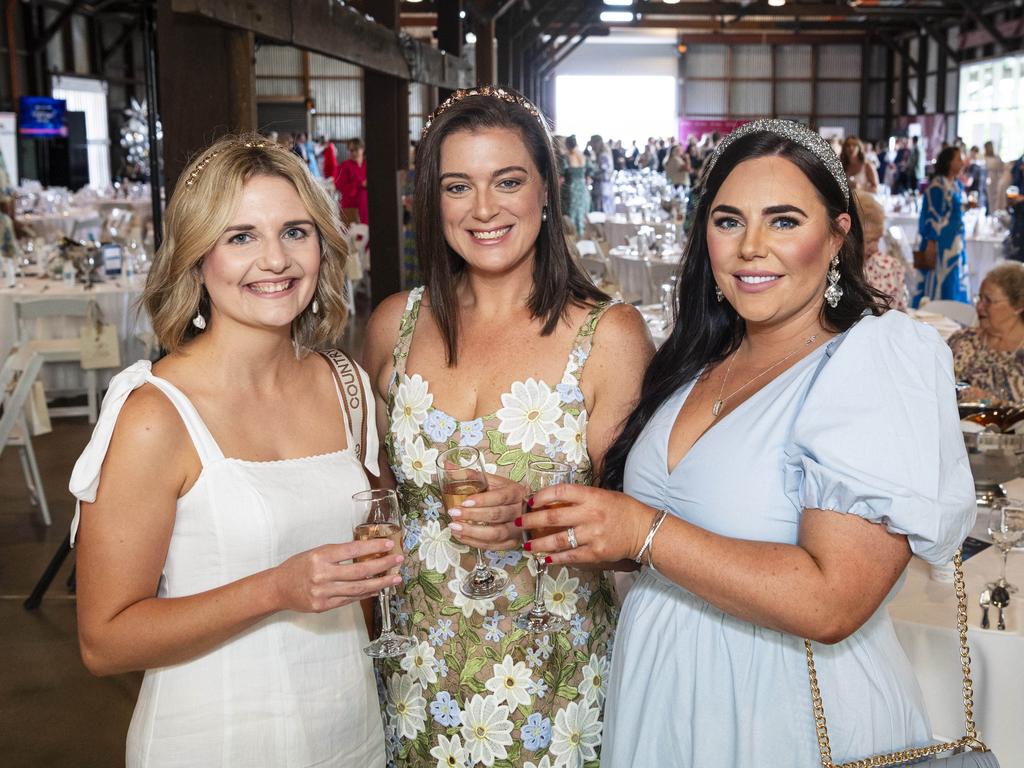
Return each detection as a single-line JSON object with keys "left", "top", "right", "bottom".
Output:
{"left": 363, "top": 87, "right": 653, "bottom": 768}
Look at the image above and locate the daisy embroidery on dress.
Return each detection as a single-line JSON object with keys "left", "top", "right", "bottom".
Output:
{"left": 496, "top": 378, "right": 562, "bottom": 451}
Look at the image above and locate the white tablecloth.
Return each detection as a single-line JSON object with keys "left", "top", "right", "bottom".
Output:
{"left": 604, "top": 214, "right": 675, "bottom": 249}
{"left": 1, "top": 275, "right": 154, "bottom": 392}
{"left": 889, "top": 518, "right": 1024, "bottom": 762}
{"left": 608, "top": 247, "right": 680, "bottom": 304}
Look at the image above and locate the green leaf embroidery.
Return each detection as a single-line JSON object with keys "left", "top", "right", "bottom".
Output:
{"left": 460, "top": 655, "right": 488, "bottom": 685}
{"left": 555, "top": 683, "right": 579, "bottom": 699}
{"left": 418, "top": 573, "right": 444, "bottom": 603}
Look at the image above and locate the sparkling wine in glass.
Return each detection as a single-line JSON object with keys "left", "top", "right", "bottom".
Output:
{"left": 437, "top": 446, "right": 510, "bottom": 599}
{"left": 515, "top": 460, "right": 572, "bottom": 634}
{"left": 987, "top": 499, "right": 1024, "bottom": 594}
{"left": 352, "top": 489, "right": 415, "bottom": 658}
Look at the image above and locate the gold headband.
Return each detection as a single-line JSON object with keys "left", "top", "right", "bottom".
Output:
{"left": 421, "top": 85, "right": 545, "bottom": 140}
{"left": 183, "top": 140, "right": 273, "bottom": 188}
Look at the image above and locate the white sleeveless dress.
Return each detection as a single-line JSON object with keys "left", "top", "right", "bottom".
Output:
{"left": 69, "top": 359, "right": 387, "bottom": 768}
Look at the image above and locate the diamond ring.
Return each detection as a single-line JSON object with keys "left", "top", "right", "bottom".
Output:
{"left": 567, "top": 527, "right": 578, "bottom": 549}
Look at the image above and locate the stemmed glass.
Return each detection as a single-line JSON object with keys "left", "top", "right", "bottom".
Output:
{"left": 437, "top": 446, "right": 510, "bottom": 598}
{"left": 352, "top": 489, "right": 415, "bottom": 658}
{"left": 987, "top": 499, "right": 1024, "bottom": 594}
{"left": 515, "top": 460, "right": 572, "bottom": 634}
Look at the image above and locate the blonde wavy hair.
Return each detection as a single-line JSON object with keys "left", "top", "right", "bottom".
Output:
{"left": 143, "top": 133, "right": 349, "bottom": 352}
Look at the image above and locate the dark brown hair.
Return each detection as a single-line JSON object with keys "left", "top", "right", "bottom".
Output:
{"left": 602, "top": 129, "right": 887, "bottom": 490}
{"left": 414, "top": 87, "right": 607, "bottom": 364}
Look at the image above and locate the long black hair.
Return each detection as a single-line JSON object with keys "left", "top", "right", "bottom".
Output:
{"left": 601, "top": 129, "right": 887, "bottom": 491}
{"left": 414, "top": 87, "right": 607, "bottom": 365}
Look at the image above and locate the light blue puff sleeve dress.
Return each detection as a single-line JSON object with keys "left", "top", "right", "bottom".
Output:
{"left": 601, "top": 311, "right": 976, "bottom": 767}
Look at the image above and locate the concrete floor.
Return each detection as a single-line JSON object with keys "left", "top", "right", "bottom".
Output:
{"left": 1, "top": 418, "right": 140, "bottom": 767}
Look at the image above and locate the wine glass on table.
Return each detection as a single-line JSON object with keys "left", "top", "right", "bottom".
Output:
{"left": 437, "top": 446, "right": 510, "bottom": 599}
{"left": 352, "top": 489, "right": 415, "bottom": 658}
{"left": 515, "top": 460, "right": 572, "bottom": 634}
{"left": 987, "top": 498, "right": 1024, "bottom": 594}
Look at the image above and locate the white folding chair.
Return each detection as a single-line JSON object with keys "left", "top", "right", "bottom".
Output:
{"left": 585, "top": 211, "right": 606, "bottom": 242}
{"left": 14, "top": 297, "right": 104, "bottom": 424}
{"left": 1, "top": 348, "right": 51, "bottom": 525}
{"left": 920, "top": 299, "right": 978, "bottom": 327}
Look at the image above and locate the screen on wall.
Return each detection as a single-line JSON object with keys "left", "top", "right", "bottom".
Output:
{"left": 18, "top": 96, "right": 68, "bottom": 137}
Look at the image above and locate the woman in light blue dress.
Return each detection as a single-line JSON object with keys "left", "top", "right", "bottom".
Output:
{"left": 520, "top": 120, "right": 977, "bottom": 766}
{"left": 912, "top": 146, "right": 971, "bottom": 307}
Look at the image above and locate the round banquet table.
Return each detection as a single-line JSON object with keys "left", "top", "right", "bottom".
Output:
{"left": 603, "top": 214, "right": 675, "bottom": 249}
{"left": 0, "top": 274, "right": 155, "bottom": 392}
{"left": 888, "top": 512, "right": 1024, "bottom": 763}
{"left": 608, "top": 247, "right": 680, "bottom": 304}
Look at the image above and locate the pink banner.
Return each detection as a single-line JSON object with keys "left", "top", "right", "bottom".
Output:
{"left": 678, "top": 118, "right": 748, "bottom": 142}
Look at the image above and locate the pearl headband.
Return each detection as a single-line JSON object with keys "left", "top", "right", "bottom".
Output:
{"left": 703, "top": 119, "right": 850, "bottom": 205}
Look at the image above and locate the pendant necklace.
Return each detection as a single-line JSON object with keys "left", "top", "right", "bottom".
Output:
{"left": 711, "top": 334, "right": 819, "bottom": 417}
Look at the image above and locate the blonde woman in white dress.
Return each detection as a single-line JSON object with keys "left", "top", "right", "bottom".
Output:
{"left": 70, "top": 136, "right": 395, "bottom": 767}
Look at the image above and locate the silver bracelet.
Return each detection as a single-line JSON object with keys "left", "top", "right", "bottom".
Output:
{"left": 634, "top": 509, "right": 669, "bottom": 566}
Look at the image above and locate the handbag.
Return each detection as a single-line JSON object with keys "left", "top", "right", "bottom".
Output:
{"left": 804, "top": 550, "right": 999, "bottom": 767}
{"left": 913, "top": 239, "right": 937, "bottom": 271}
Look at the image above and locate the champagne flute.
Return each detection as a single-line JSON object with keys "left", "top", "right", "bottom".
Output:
{"left": 436, "top": 447, "right": 510, "bottom": 599}
{"left": 515, "top": 460, "right": 572, "bottom": 634}
{"left": 987, "top": 499, "right": 1024, "bottom": 594}
{"left": 352, "top": 489, "right": 415, "bottom": 658}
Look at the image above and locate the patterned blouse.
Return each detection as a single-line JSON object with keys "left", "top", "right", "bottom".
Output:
{"left": 864, "top": 250, "right": 908, "bottom": 312}
{"left": 948, "top": 326, "right": 1024, "bottom": 402}
{"left": 380, "top": 287, "right": 619, "bottom": 768}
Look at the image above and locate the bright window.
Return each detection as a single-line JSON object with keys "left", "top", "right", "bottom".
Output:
{"left": 958, "top": 54, "right": 1024, "bottom": 161}
{"left": 555, "top": 75, "right": 676, "bottom": 145}
{"left": 51, "top": 74, "right": 111, "bottom": 189}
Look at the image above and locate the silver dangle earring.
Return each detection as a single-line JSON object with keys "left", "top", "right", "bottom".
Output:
{"left": 311, "top": 297, "right": 320, "bottom": 315}
{"left": 192, "top": 309, "right": 206, "bottom": 330}
{"left": 541, "top": 206, "right": 548, "bottom": 222}
{"left": 714, "top": 285, "right": 724, "bottom": 303}
{"left": 825, "top": 253, "right": 843, "bottom": 308}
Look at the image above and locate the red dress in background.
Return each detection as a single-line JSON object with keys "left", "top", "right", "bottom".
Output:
{"left": 334, "top": 158, "right": 368, "bottom": 225}
{"left": 321, "top": 142, "right": 338, "bottom": 181}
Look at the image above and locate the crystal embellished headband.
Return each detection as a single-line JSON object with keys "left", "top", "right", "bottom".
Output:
{"left": 703, "top": 119, "right": 850, "bottom": 205}
{"left": 421, "top": 85, "right": 545, "bottom": 140}
{"left": 184, "top": 139, "right": 273, "bottom": 188}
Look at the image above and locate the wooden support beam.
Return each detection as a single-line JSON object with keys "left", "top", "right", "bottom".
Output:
{"left": 923, "top": 22, "right": 960, "bottom": 64}
{"left": 31, "top": 0, "right": 84, "bottom": 53}
{"left": 474, "top": 16, "right": 495, "bottom": 84}
{"left": 883, "top": 39, "right": 894, "bottom": 140}
{"left": 364, "top": 0, "right": 405, "bottom": 307}
{"left": 957, "top": 0, "right": 1014, "bottom": 51}
{"left": 101, "top": 20, "right": 138, "bottom": 65}
{"left": 877, "top": 33, "right": 919, "bottom": 74}
{"left": 859, "top": 38, "right": 869, "bottom": 139}
{"left": 632, "top": 2, "right": 959, "bottom": 18}
{"left": 539, "top": 31, "right": 588, "bottom": 77}
{"left": 170, "top": 0, "right": 472, "bottom": 89}
{"left": 437, "top": 0, "right": 462, "bottom": 100}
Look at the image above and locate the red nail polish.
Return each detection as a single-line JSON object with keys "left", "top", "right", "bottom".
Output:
{"left": 526, "top": 496, "right": 534, "bottom": 508}
{"left": 544, "top": 556, "right": 553, "bottom": 565}
{"left": 524, "top": 540, "right": 532, "bottom": 552}
{"left": 514, "top": 516, "right": 523, "bottom": 528}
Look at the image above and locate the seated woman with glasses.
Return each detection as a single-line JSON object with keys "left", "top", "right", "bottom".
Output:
{"left": 949, "top": 262, "right": 1024, "bottom": 403}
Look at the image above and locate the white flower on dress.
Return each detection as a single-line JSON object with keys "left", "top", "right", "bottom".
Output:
{"left": 392, "top": 374, "right": 433, "bottom": 443}
{"left": 578, "top": 652, "right": 610, "bottom": 708}
{"left": 554, "top": 410, "right": 587, "bottom": 465}
{"left": 496, "top": 378, "right": 562, "bottom": 451}
{"left": 386, "top": 672, "right": 427, "bottom": 740}
{"left": 447, "top": 566, "right": 496, "bottom": 617}
{"left": 401, "top": 435, "right": 439, "bottom": 488}
{"left": 459, "top": 693, "right": 514, "bottom": 767}
{"left": 429, "top": 733, "right": 470, "bottom": 768}
{"left": 400, "top": 640, "right": 439, "bottom": 687}
{"left": 524, "top": 758, "right": 554, "bottom": 768}
{"left": 542, "top": 567, "right": 580, "bottom": 620}
{"left": 419, "top": 520, "right": 469, "bottom": 572}
{"left": 484, "top": 654, "right": 533, "bottom": 709}
{"left": 549, "top": 700, "right": 602, "bottom": 767}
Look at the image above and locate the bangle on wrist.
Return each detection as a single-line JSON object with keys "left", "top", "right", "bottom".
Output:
{"left": 635, "top": 509, "right": 669, "bottom": 568}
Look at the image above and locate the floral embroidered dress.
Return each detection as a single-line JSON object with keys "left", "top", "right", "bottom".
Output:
{"left": 381, "top": 286, "right": 619, "bottom": 768}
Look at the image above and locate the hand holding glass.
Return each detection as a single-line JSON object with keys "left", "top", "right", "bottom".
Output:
{"left": 352, "top": 489, "right": 416, "bottom": 658}
{"left": 515, "top": 460, "right": 572, "bottom": 634}
{"left": 437, "top": 446, "right": 510, "bottom": 599}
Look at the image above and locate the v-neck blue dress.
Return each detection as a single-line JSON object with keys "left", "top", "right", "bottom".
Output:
{"left": 602, "top": 311, "right": 976, "bottom": 767}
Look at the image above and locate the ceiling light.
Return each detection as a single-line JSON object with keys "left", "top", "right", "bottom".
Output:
{"left": 604, "top": 0, "right": 634, "bottom": 6}
{"left": 663, "top": 0, "right": 681, "bottom": 4}
{"left": 768, "top": 0, "right": 786, "bottom": 6}
{"left": 465, "top": 31, "right": 477, "bottom": 44}
{"left": 459, "top": 10, "right": 466, "bottom": 18}
{"left": 600, "top": 11, "right": 635, "bottom": 22}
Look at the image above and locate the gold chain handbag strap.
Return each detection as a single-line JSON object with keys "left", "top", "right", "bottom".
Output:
{"left": 804, "top": 550, "right": 991, "bottom": 768}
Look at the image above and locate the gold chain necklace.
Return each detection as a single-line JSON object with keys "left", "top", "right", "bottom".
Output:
{"left": 711, "top": 334, "right": 819, "bottom": 417}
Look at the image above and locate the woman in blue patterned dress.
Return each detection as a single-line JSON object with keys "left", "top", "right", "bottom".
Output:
{"left": 363, "top": 87, "right": 653, "bottom": 768}
{"left": 912, "top": 146, "right": 971, "bottom": 306}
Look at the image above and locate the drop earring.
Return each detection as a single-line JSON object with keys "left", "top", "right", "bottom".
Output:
{"left": 192, "top": 310, "right": 206, "bottom": 330}
{"left": 714, "top": 285, "right": 724, "bottom": 303}
{"left": 824, "top": 253, "right": 843, "bottom": 308}
{"left": 541, "top": 206, "right": 548, "bottom": 222}
{"left": 311, "top": 297, "right": 320, "bottom": 315}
